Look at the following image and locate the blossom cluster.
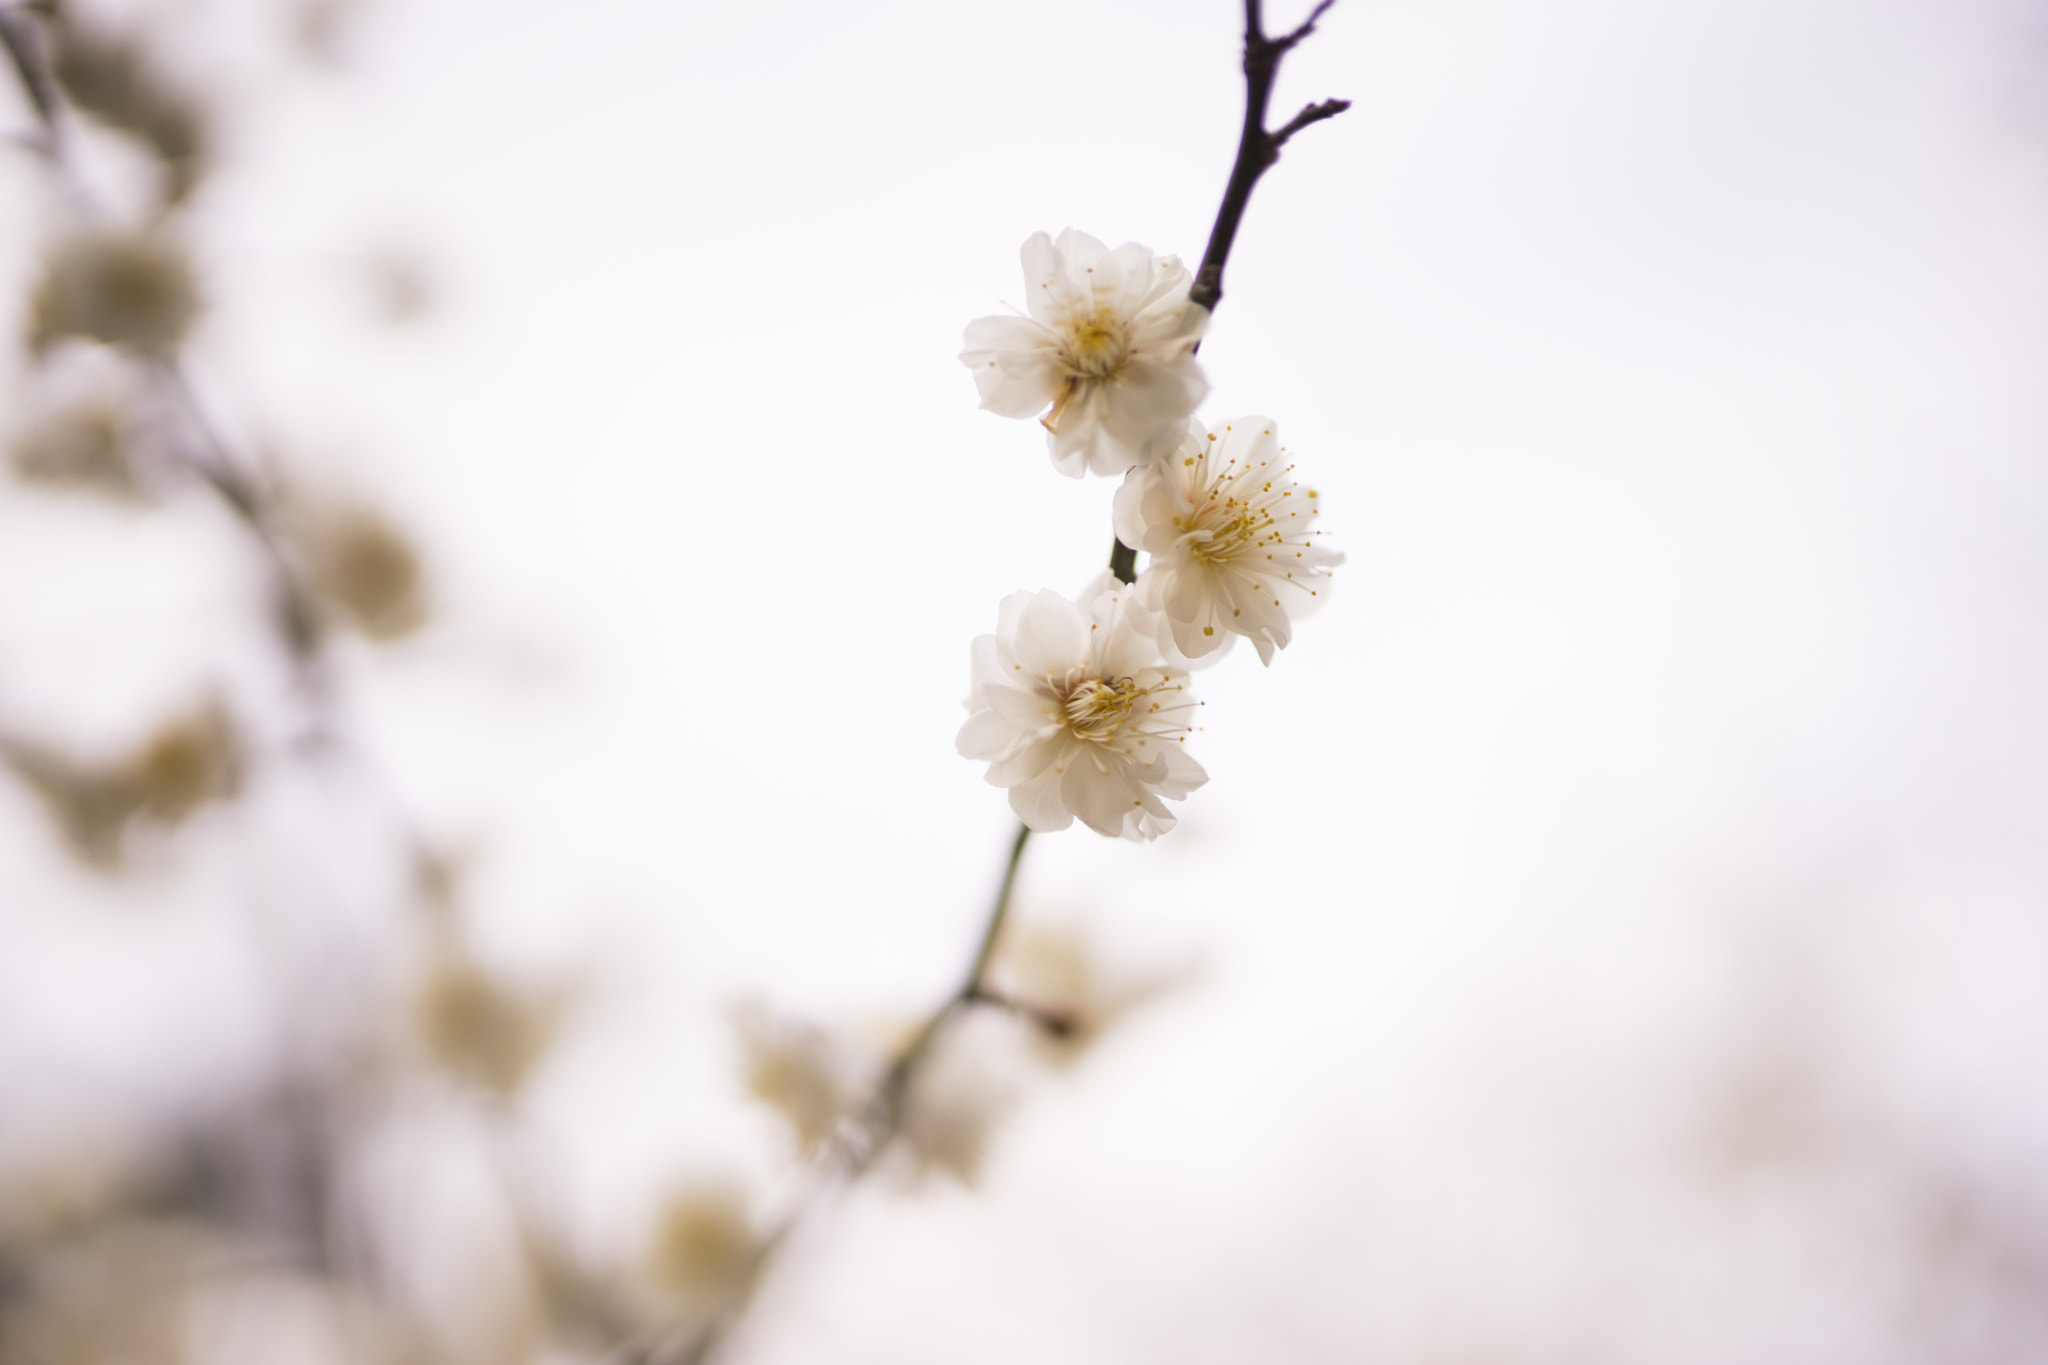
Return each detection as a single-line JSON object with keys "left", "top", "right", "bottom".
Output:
{"left": 956, "top": 229, "right": 1341, "bottom": 840}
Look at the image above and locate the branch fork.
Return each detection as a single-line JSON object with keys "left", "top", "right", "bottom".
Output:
{"left": 1190, "top": 0, "right": 1352, "bottom": 315}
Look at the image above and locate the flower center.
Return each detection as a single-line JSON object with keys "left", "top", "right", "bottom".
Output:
{"left": 1061, "top": 310, "right": 1130, "bottom": 379}
{"left": 1183, "top": 498, "right": 1273, "bottom": 566}
{"left": 1062, "top": 676, "right": 1142, "bottom": 742}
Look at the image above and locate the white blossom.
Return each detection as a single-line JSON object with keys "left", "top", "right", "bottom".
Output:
{"left": 957, "top": 578, "right": 1205, "bottom": 840}
{"left": 960, "top": 229, "right": 1209, "bottom": 478}
{"left": 897, "top": 1009, "right": 1022, "bottom": 1184}
{"left": 1115, "top": 416, "right": 1342, "bottom": 665}
{"left": 639, "top": 1177, "right": 761, "bottom": 1316}
{"left": 726, "top": 998, "right": 872, "bottom": 1154}
{"left": 29, "top": 228, "right": 198, "bottom": 356}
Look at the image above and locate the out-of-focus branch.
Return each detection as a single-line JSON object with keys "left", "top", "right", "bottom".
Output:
{"left": 2, "top": 15, "right": 600, "bottom": 1362}
{"left": 964, "top": 983, "right": 1077, "bottom": 1039}
{"left": 860, "top": 821, "right": 1032, "bottom": 1157}
{"left": 2, "top": 8, "right": 330, "bottom": 686}
{"left": 153, "top": 360, "right": 335, "bottom": 691}
{"left": 0, "top": 6, "right": 63, "bottom": 161}
{"left": 1109, "top": 0, "right": 1349, "bottom": 581}
{"left": 636, "top": 824, "right": 1035, "bottom": 1365}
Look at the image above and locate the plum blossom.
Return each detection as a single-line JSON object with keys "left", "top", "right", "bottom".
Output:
{"left": 960, "top": 229, "right": 1209, "bottom": 478}
{"left": 727, "top": 999, "right": 872, "bottom": 1154}
{"left": 29, "top": 228, "right": 198, "bottom": 355}
{"left": 988, "top": 918, "right": 1191, "bottom": 1064}
{"left": 898, "top": 1010, "right": 1024, "bottom": 1183}
{"left": 957, "top": 578, "right": 1205, "bottom": 840}
{"left": 1115, "top": 416, "right": 1341, "bottom": 665}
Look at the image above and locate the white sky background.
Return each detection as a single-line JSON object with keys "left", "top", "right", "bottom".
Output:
{"left": 4, "top": 0, "right": 2048, "bottom": 1360}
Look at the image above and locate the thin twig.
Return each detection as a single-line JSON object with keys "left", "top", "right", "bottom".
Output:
{"left": 863, "top": 820, "right": 1032, "bottom": 1148}
{"left": 153, "top": 358, "right": 334, "bottom": 688}
{"left": 1110, "top": 0, "right": 1349, "bottom": 578}
{"left": 1, "top": 8, "right": 330, "bottom": 689}
{"left": 964, "top": 985, "right": 1078, "bottom": 1039}
{"left": 1190, "top": 0, "right": 1351, "bottom": 315}
{"left": 1271, "top": 96, "right": 1351, "bottom": 149}
{"left": 646, "top": 823, "right": 1034, "bottom": 1365}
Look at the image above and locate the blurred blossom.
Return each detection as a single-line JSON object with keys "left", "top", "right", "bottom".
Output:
{"left": 988, "top": 918, "right": 1185, "bottom": 1063}
{"left": 5, "top": 346, "right": 162, "bottom": 500}
{"left": 298, "top": 500, "right": 429, "bottom": 641}
{"left": 3, "top": 743, "right": 143, "bottom": 869}
{"left": 1, "top": 695, "right": 241, "bottom": 870}
{"left": 130, "top": 697, "right": 241, "bottom": 825}
{"left": 0, "top": 1142, "right": 141, "bottom": 1247}
{"left": 1, "top": 1220, "right": 212, "bottom": 1365}
{"left": 46, "top": 7, "right": 210, "bottom": 203}
{"left": 728, "top": 998, "right": 872, "bottom": 1155}
{"left": 415, "top": 948, "right": 563, "bottom": 1097}
{"left": 8, "top": 397, "right": 137, "bottom": 499}
{"left": 28, "top": 228, "right": 199, "bottom": 357}
{"left": 180, "top": 1270, "right": 436, "bottom": 1365}
{"left": 517, "top": 1214, "right": 640, "bottom": 1351}
{"left": 896, "top": 1013, "right": 1022, "bottom": 1184}
{"left": 639, "top": 1178, "right": 760, "bottom": 1317}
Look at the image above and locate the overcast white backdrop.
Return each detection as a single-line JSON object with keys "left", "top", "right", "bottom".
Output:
{"left": 4, "top": 0, "right": 2048, "bottom": 1360}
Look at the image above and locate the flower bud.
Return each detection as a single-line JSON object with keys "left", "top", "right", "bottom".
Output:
{"left": 642, "top": 1179, "right": 760, "bottom": 1311}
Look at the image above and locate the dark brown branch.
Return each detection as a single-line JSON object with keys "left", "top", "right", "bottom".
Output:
{"left": 1189, "top": 0, "right": 1351, "bottom": 316}
{"left": 1272, "top": 96, "right": 1351, "bottom": 150}
{"left": 1109, "top": 538, "right": 1138, "bottom": 584}
{"left": 1275, "top": 0, "right": 1340, "bottom": 48}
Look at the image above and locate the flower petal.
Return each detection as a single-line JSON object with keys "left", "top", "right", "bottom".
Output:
{"left": 961, "top": 315, "right": 1062, "bottom": 418}
{"left": 957, "top": 708, "right": 1023, "bottom": 760}
{"left": 986, "top": 732, "right": 1065, "bottom": 787}
{"left": 1019, "top": 232, "right": 1061, "bottom": 323}
{"left": 1008, "top": 762, "right": 1075, "bottom": 832}
{"left": 1011, "top": 590, "right": 1089, "bottom": 676}
{"left": 1100, "top": 358, "right": 1208, "bottom": 450}
{"left": 1061, "top": 751, "right": 1137, "bottom": 838}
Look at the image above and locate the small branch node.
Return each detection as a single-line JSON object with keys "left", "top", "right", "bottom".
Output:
{"left": 1270, "top": 97, "right": 1351, "bottom": 151}
{"left": 968, "top": 987, "right": 1080, "bottom": 1039}
{"left": 1280, "top": 0, "right": 1340, "bottom": 47}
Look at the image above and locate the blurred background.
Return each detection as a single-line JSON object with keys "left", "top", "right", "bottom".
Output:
{"left": 3, "top": 0, "right": 2047, "bottom": 1360}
